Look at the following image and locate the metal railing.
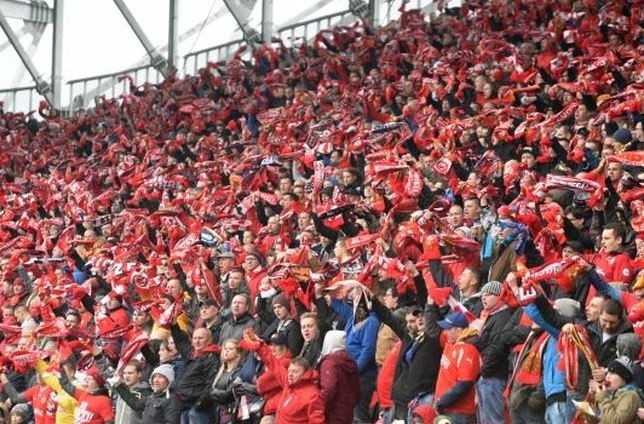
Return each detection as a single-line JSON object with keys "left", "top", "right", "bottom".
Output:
{"left": 0, "top": 86, "right": 39, "bottom": 113}
{"left": 65, "top": 64, "right": 164, "bottom": 113}
{"left": 182, "top": 38, "right": 245, "bottom": 76}
{"left": 277, "top": 10, "right": 353, "bottom": 46}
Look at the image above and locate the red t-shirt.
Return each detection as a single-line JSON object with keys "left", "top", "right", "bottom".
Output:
{"left": 73, "top": 389, "right": 114, "bottom": 424}
{"left": 23, "top": 385, "right": 56, "bottom": 424}
{"left": 593, "top": 250, "right": 633, "bottom": 285}
{"left": 434, "top": 341, "right": 481, "bottom": 415}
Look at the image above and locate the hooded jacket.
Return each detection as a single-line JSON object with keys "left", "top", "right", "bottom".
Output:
{"left": 596, "top": 384, "right": 644, "bottom": 424}
{"left": 318, "top": 331, "right": 361, "bottom": 424}
{"left": 256, "top": 346, "right": 292, "bottom": 415}
{"left": 275, "top": 368, "right": 325, "bottom": 424}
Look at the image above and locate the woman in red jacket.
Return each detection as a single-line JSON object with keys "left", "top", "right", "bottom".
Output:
{"left": 275, "top": 357, "right": 325, "bottom": 424}
{"left": 241, "top": 329, "right": 324, "bottom": 424}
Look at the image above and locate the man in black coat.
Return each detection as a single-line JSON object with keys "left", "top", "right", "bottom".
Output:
{"left": 170, "top": 325, "right": 220, "bottom": 424}
{"left": 368, "top": 287, "right": 443, "bottom": 421}
{"left": 473, "top": 281, "right": 516, "bottom": 424}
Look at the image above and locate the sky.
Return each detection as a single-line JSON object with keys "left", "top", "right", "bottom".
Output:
{"left": 0, "top": 0, "right": 452, "bottom": 111}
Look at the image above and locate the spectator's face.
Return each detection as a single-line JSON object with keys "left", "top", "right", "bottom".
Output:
{"left": 151, "top": 374, "right": 170, "bottom": 392}
{"left": 84, "top": 375, "right": 99, "bottom": 392}
{"left": 122, "top": 365, "right": 141, "bottom": 387}
{"left": 605, "top": 371, "right": 626, "bottom": 390}
{"left": 287, "top": 363, "right": 306, "bottom": 385}
{"left": 606, "top": 162, "right": 623, "bottom": 183}
{"left": 445, "top": 326, "right": 463, "bottom": 343}
{"left": 159, "top": 343, "right": 177, "bottom": 363}
{"left": 65, "top": 314, "right": 80, "bottom": 328}
{"left": 228, "top": 271, "right": 244, "bottom": 289}
{"left": 599, "top": 312, "right": 621, "bottom": 334}
{"left": 447, "top": 206, "right": 464, "bottom": 228}
{"left": 267, "top": 217, "right": 281, "bottom": 234}
{"left": 244, "top": 255, "right": 260, "bottom": 271}
{"left": 200, "top": 304, "right": 218, "bottom": 322}
{"left": 133, "top": 311, "right": 150, "bottom": 328}
{"left": 218, "top": 257, "right": 234, "bottom": 273}
{"left": 300, "top": 317, "right": 318, "bottom": 342}
{"left": 269, "top": 343, "right": 287, "bottom": 357}
{"left": 341, "top": 171, "right": 355, "bottom": 187}
{"left": 482, "top": 293, "right": 499, "bottom": 310}
{"left": 221, "top": 341, "right": 240, "bottom": 363}
{"left": 457, "top": 269, "right": 474, "bottom": 292}
{"left": 273, "top": 304, "right": 289, "bottom": 320}
{"left": 585, "top": 297, "right": 603, "bottom": 322}
{"left": 279, "top": 178, "right": 292, "bottom": 194}
{"left": 634, "top": 122, "right": 643, "bottom": 141}
{"left": 566, "top": 213, "right": 584, "bottom": 230}
{"left": 297, "top": 213, "right": 311, "bottom": 230}
{"left": 382, "top": 289, "right": 398, "bottom": 309}
{"left": 231, "top": 295, "right": 249, "bottom": 318}
{"left": 191, "top": 328, "right": 211, "bottom": 350}
{"left": 405, "top": 313, "right": 420, "bottom": 336}
{"left": 10, "top": 413, "right": 25, "bottom": 424}
{"left": 243, "top": 231, "right": 256, "bottom": 245}
{"left": 521, "top": 153, "right": 536, "bottom": 169}
{"left": 167, "top": 280, "right": 182, "bottom": 297}
{"left": 463, "top": 200, "right": 480, "bottom": 220}
{"left": 600, "top": 229, "right": 621, "bottom": 253}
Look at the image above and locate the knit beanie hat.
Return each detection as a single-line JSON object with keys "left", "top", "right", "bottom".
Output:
{"left": 554, "top": 298, "right": 581, "bottom": 318}
{"left": 271, "top": 292, "right": 288, "bottom": 308}
{"left": 11, "top": 403, "right": 33, "bottom": 420}
{"left": 480, "top": 281, "right": 502, "bottom": 296}
{"left": 151, "top": 363, "right": 175, "bottom": 386}
{"left": 607, "top": 356, "right": 634, "bottom": 383}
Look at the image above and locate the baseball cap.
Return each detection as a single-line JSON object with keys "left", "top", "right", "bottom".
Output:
{"left": 437, "top": 311, "right": 469, "bottom": 329}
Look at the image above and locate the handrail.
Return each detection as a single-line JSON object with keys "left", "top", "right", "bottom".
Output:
{"left": 277, "top": 9, "right": 351, "bottom": 34}
{"left": 0, "top": 85, "right": 37, "bottom": 93}
{"left": 0, "top": 86, "right": 40, "bottom": 113}
{"left": 67, "top": 64, "right": 157, "bottom": 85}
{"left": 184, "top": 38, "right": 245, "bottom": 59}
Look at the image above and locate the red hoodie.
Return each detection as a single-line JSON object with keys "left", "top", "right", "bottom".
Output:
{"left": 275, "top": 368, "right": 325, "bottom": 424}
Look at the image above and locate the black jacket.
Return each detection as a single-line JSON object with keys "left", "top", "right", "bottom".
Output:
{"left": 219, "top": 313, "right": 258, "bottom": 342}
{"left": 372, "top": 297, "right": 442, "bottom": 408}
{"left": 260, "top": 318, "right": 304, "bottom": 356}
{"left": 116, "top": 383, "right": 181, "bottom": 424}
{"left": 170, "top": 324, "right": 220, "bottom": 409}
{"left": 473, "top": 305, "right": 516, "bottom": 379}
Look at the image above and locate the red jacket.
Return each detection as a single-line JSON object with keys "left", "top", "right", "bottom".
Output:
{"left": 256, "top": 349, "right": 291, "bottom": 414}
{"left": 376, "top": 341, "right": 401, "bottom": 409}
{"left": 319, "top": 350, "right": 361, "bottom": 424}
{"left": 275, "top": 369, "right": 325, "bottom": 424}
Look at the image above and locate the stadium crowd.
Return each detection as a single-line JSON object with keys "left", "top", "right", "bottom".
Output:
{"left": 0, "top": 0, "right": 642, "bottom": 423}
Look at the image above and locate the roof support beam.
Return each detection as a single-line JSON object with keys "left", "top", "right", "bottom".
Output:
{"left": 222, "top": 0, "right": 260, "bottom": 50}
{"left": 167, "top": 0, "right": 178, "bottom": 70}
{"left": 0, "top": 0, "right": 52, "bottom": 24}
{"left": 261, "top": 0, "right": 273, "bottom": 42}
{"left": 0, "top": 7, "right": 51, "bottom": 103}
{"left": 113, "top": 0, "right": 168, "bottom": 76}
{"left": 51, "top": 0, "right": 63, "bottom": 109}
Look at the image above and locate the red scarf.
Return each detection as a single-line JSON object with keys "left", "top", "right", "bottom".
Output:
{"left": 193, "top": 344, "right": 221, "bottom": 359}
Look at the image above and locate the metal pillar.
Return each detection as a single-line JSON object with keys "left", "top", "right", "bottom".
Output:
{"left": 369, "top": 0, "right": 380, "bottom": 27}
{"left": 261, "top": 0, "right": 273, "bottom": 43}
{"left": 222, "top": 0, "right": 260, "bottom": 50}
{"left": 113, "top": 0, "right": 168, "bottom": 76}
{"left": 168, "top": 0, "right": 178, "bottom": 70}
{"left": 51, "top": 0, "right": 64, "bottom": 109}
{"left": 0, "top": 0, "right": 52, "bottom": 23}
{"left": 0, "top": 8, "right": 51, "bottom": 103}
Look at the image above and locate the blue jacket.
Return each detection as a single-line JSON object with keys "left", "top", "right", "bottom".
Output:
{"left": 525, "top": 305, "right": 566, "bottom": 399}
{"left": 331, "top": 299, "right": 379, "bottom": 377}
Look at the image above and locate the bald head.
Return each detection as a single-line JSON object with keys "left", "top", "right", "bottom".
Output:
{"left": 192, "top": 328, "right": 212, "bottom": 350}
